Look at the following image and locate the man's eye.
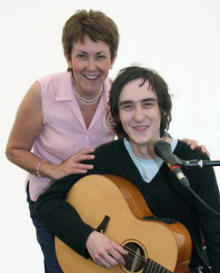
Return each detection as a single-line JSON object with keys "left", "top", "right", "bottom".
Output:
{"left": 143, "top": 101, "right": 155, "bottom": 108}
{"left": 122, "top": 104, "right": 133, "bottom": 110}
{"left": 144, "top": 102, "right": 153, "bottom": 107}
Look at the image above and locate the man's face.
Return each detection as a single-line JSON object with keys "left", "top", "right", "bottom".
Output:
{"left": 118, "top": 78, "right": 161, "bottom": 157}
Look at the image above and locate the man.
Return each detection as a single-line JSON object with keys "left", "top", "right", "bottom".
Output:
{"left": 37, "top": 66, "right": 220, "bottom": 273}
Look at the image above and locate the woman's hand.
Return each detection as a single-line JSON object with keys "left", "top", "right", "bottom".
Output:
{"left": 85, "top": 231, "right": 128, "bottom": 268}
{"left": 181, "top": 138, "right": 210, "bottom": 157}
{"left": 49, "top": 148, "right": 95, "bottom": 179}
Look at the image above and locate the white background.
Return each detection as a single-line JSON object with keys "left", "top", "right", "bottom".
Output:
{"left": 1, "top": 0, "right": 220, "bottom": 272}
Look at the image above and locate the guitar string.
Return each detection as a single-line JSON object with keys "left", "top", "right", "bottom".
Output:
{"left": 123, "top": 245, "right": 146, "bottom": 263}
{"left": 145, "top": 259, "right": 168, "bottom": 273}
{"left": 123, "top": 246, "right": 170, "bottom": 272}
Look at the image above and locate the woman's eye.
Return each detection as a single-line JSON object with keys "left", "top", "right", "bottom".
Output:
{"left": 97, "top": 55, "right": 106, "bottom": 60}
{"left": 77, "top": 54, "right": 86, "bottom": 59}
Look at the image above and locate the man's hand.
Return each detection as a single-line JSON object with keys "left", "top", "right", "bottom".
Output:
{"left": 86, "top": 231, "right": 128, "bottom": 268}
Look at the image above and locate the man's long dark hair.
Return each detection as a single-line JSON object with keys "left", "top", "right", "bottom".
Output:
{"left": 109, "top": 66, "right": 172, "bottom": 138}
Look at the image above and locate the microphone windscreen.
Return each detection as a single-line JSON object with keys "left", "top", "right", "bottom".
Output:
{"left": 154, "top": 140, "right": 177, "bottom": 166}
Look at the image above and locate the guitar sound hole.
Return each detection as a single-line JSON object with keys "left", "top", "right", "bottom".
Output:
{"left": 122, "top": 242, "right": 145, "bottom": 272}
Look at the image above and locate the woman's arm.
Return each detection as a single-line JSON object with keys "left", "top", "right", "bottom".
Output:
{"left": 6, "top": 82, "right": 95, "bottom": 180}
{"left": 6, "top": 82, "right": 45, "bottom": 175}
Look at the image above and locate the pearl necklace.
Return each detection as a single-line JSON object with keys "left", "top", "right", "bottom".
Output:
{"left": 74, "top": 86, "right": 104, "bottom": 106}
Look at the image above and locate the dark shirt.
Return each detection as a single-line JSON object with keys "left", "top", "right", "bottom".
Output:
{"left": 36, "top": 139, "right": 220, "bottom": 273}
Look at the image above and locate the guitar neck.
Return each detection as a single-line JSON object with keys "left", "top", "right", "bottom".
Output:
{"left": 144, "top": 258, "right": 172, "bottom": 273}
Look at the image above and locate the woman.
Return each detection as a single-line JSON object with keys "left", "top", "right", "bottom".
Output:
{"left": 6, "top": 10, "right": 118, "bottom": 273}
{"left": 6, "top": 9, "right": 207, "bottom": 273}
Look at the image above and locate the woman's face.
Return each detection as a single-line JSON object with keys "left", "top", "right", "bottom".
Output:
{"left": 67, "top": 35, "right": 115, "bottom": 97}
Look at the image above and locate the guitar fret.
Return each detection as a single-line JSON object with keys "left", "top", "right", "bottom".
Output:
{"left": 155, "top": 262, "right": 161, "bottom": 272}
{"left": 144, "top": 258, "right": 172, "bottom": 273}
{"left": 145, "top": 259, "right": 155, "bottom": 272}
{"left": 153, "top": 260, "right": 162, "bottom": 273}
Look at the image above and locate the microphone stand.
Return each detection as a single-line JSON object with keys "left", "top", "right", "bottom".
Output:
{"left": 180, "top": 159, "right": 220, "bottom": 217}
{"left": 164, "top": 155, "right": 220, "bottom": 216}
{"left": 183, "top": 159, "right": 220, "bottom": 168}
{"left": 153, "top": 140, "right": 220, "bottom": 216}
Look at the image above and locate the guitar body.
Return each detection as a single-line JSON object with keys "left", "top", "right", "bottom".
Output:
{"left": 55, "top": 175, "right": 192, "bottom": 273}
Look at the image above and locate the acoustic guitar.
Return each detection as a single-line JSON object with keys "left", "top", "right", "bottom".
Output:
{"left": 55, "top": 174, "right": 192, "bottom": 273}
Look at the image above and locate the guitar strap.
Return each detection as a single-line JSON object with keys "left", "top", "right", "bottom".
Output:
{"left": 96, "top": 215, "right": 110, "bottom": 233}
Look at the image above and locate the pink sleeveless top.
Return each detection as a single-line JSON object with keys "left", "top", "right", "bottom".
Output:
{"left": 27, "top": 72, "right": 114, "bottom": 200}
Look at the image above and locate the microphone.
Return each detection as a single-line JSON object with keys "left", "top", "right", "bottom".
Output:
{"left": 154, "top": 140, "right": 190, "bottom": 188}
{"left": 154, "top": 140, "right": 220, "bottom": 217}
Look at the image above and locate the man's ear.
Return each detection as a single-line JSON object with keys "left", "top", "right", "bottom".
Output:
{"left": 161, "top": 110, "right": 168, "bottom": 120}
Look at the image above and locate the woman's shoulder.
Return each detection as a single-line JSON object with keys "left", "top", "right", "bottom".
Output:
{"left": 37, "top": 71, "right": 71, "bottom": 87}
{"left": 37, "top": 71, "right": 73, "bottom": 101}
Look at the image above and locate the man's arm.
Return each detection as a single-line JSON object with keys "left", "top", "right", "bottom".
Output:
{"left": 36, "top": 174, "right": 94, "bottom": 257}
{"left": 191, "top": 153, "right": 220, "bottom": 273}
{"left": 36, "top": 146, "right": 128, "bottom": 268}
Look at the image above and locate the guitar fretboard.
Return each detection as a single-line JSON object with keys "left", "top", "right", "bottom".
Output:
{"left": 144, "top": 258, "right": 172, "bottom": 273}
